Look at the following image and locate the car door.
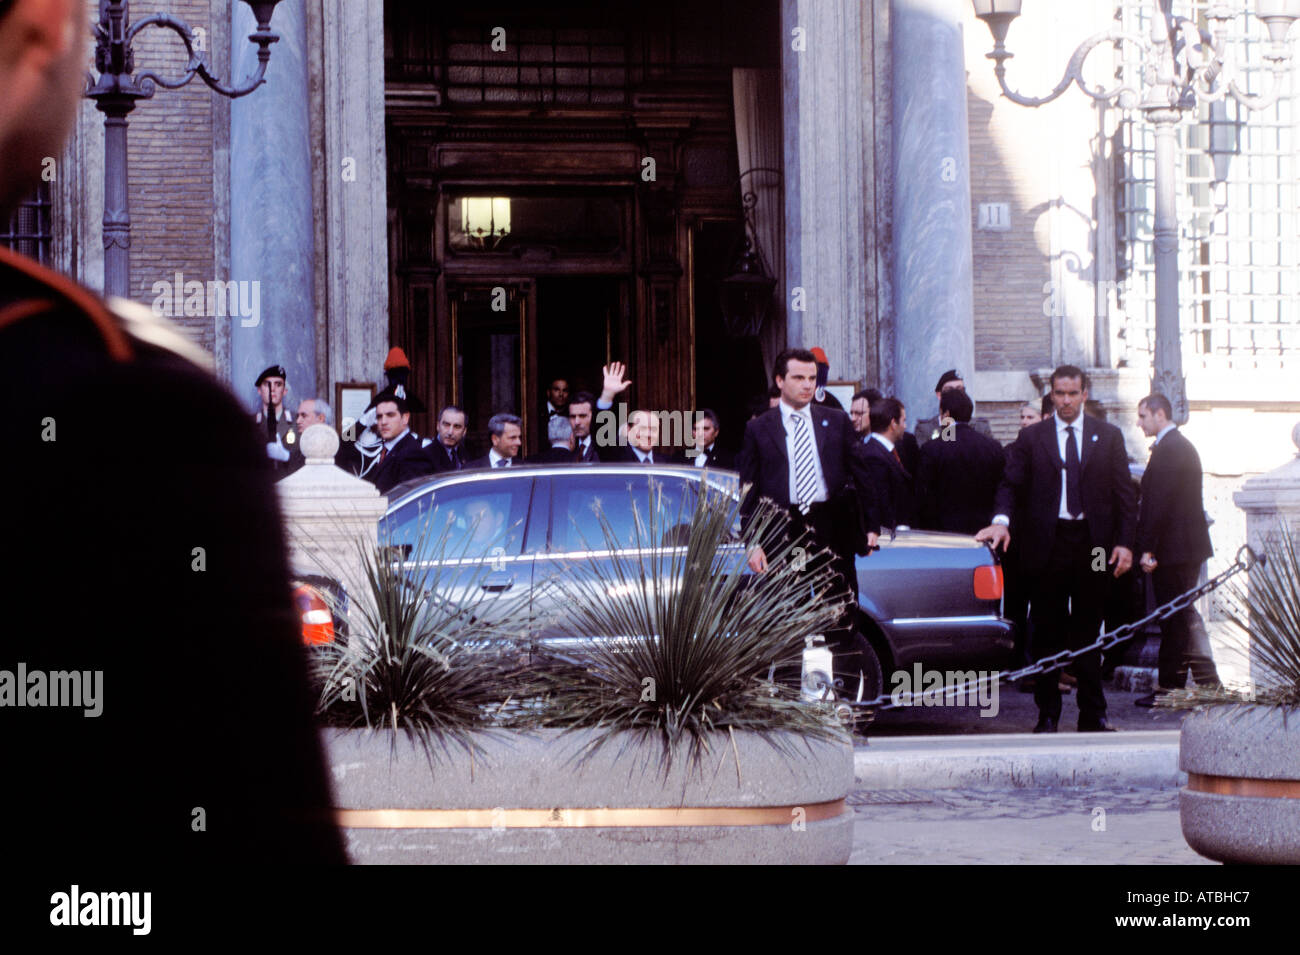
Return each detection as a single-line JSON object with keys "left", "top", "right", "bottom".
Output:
{"left": 381, "top": 473, "right": 538, "bottom": 637}
{"left": 528, "top": 469, "right": 700, "bottom": 651}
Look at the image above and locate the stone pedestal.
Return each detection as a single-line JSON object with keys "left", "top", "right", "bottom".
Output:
{"left": 277, "top": 424, "right": 387, "bottom": 596}
{"left": 1232, "top": 422, "right": 1300, "bottom": 687}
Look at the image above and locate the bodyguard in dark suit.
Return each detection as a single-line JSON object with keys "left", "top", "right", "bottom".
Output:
{"left": 529, "top": 415, "right": 577, "bottom": 464}
{"left": 365, "top": 393, "right": 437, "bottom": 494}
{"left": 741, "top": 349, "right": 876, "bottom": 694}
{"left": 466, "top": 412, "right": 524, "bottom": 469}
{"left": 567, "top": 391, "right": 604, "bottom": 463}
{"left": 1135, "top": 393, "right": 1219, "bottom": 702}
{"left": 429, "top": 405, "right": 469, "bottom": 473}
{"left": 978, "top": 365, "right": 1137, "bottom": 733}
{"left": 676, "top": 409, "right": 736, "bottom": 469}
{"left": 915, "top": 389, "right": 1005, "bottom": 535}
{"left": 860, "top": 397, "right": 916, "bottom": 534}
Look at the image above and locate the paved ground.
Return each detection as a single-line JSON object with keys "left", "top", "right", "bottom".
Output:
{"left": 847, "top": 785, "right": 1210, "bottom": 865}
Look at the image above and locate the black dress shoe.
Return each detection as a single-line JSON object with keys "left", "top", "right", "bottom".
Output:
{"left": 1033, "top": 716, "right": 1058, "bottom": 733}
{"left": 1134, "top": 693, "right": 1157, "bottom": 708}
{"left": 1078, "top": 717, "right": 1118, "bottom": 732}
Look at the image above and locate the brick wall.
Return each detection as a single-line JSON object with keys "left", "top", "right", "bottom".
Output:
{"left": 123, "top": 0, "right": 220, "bottom": 355}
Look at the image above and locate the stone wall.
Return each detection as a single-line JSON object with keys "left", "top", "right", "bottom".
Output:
{"left": 121, "top": 0, "right": 224, "bottom": 357}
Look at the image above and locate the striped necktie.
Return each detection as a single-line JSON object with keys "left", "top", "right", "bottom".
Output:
{"left": 791, "top": 412, "right": 817, "bottom": 514}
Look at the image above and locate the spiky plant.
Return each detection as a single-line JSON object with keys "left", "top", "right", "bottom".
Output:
{"left": 525, "top": 477, "right": 852, "bottom": 774}
{"left": 1159, "top": 528, "right": 1300, "bottom": 712}
{"left": 309, "top": 502, "right": 533, "bottom": 765}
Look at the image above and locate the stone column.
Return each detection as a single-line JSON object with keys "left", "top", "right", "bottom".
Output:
{"left": 316, "top": 0, "right": 391, "bottom": 391}
{"left": 1232, "top": 422, "right": 1300, "bottom": 688}
{"left": 230, "top": 0, "right": 317, "bottom": 406}
{"left": 781, "top": 0, "right": 869, "bottom": 386}
{"left": 889, "top": 0, "right": 975, "bottom": 423}
{"left": 278, "top": 424, "right": 388, "bottom": 599}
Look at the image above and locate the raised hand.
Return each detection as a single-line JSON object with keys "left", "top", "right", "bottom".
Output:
{"left": 599, "top": 361, "right": 632, "bottom": 404}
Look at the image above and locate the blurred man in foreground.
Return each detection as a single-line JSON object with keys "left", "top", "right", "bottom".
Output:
{"left": 0, "top": 0, "right": 343, "bottom": 865}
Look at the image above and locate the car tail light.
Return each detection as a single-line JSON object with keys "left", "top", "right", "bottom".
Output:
{"left": 973, "top": 564, "right": 1003, "bottom": 601}
{"left": 293, "top": 584, "right": 335, "bottom": 645}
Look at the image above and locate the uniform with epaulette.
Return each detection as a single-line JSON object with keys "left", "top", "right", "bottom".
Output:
{"left": 0, "top": 246, "right": 345, "bottom": 864}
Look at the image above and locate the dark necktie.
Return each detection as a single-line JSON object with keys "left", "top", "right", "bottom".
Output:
{"left": 495, "top": 458, "right": 508, "bottom": 468}
{"left": 379, "top": 445, "right": 388, "bottom": 465}
{"left": 1064, "top": 425, "right": 1082, "bottom": 518}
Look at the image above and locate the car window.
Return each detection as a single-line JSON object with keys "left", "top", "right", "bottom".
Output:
{"left": 551, "top": 473, "right": 697, "bottom": 552}
{"left": 383, "top": 477, "right": 531, "bottom": 559}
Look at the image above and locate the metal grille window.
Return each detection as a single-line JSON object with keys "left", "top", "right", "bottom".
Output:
{"left": 1116, "top": 1, "right": 1299, "bottom": 370}
{"left": 1, "top": 182, "right": 53, "bottom": 265}
{"left": 390, "top": 25, "right": 634, "bottom": 106}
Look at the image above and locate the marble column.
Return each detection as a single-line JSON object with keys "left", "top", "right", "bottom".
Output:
{"left": 889, "top": 0, "right": 975, "bottom": 423}
{"left": 317, "top": 0, "right": 391, "bottom": 391}
{"left": 781, "top": 0, "right": 869, "bottom": 386}
{"left": 230, "top": 0, "right": 317, "bottom": 407}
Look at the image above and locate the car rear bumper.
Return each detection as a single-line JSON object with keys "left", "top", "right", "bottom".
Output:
{"left": 878, "top": 614, "right": 1016, "bottom": 670}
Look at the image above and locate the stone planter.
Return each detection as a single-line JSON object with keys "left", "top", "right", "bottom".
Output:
{"left": 1179, "top": 704, "right": 1300, "bottom": 864}
{"left": 324, "top": 727, "right": 855, "bottom": 864}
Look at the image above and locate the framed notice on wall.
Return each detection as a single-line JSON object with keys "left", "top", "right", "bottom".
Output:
{"left": 825, "top": 380, "right": 860, "bottom": 411}
{"left": 335, "top": 382, "right": 375, "bottom": 442}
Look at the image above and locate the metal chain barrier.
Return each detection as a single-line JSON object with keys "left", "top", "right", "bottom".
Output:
{"left": 825, "top": 544, "right": 1261, "bottom": 723}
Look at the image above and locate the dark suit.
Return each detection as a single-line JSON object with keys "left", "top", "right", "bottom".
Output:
{"left": 0, "top": 246, "right": 343, "bottom": 865}
{"left": 675, "top": 444, "right": 737, "bottom": 469}
{"left": 915, "top": 422, "right": 1005, "bottom": 534}
{"left": 897, "top": 430, "right": 920, "bottom": 478}
{"left": 1137, "top": 428, "right": 1218, "bottom": 689}
{"left": 466, "top": 454, "right": 518, "bottom": 470}
{"left": 916, "top": 413, "right": 995, "bottom": 446}
{"left": 739, "top": 404, "right": 875, "bottom": 692}
{"left": 612, "top": 446, "right": 660, "bottom": 464}
{"left": 366, "top": 432, "right": 436, "bottom": 494}
{"left": 530, "top": 446, "right": 576, "bottom": 464}
{"left": 861, "top": 435, "right": 916, "bottom": 534}
{"left": 994, "top": 415, "right": 1138, "bottom": 724}
{"left": 429, "top": 439, "right": 467, "bottom": 473}
{"left": 572, "top": 435, "right": 602, "bottom": 463}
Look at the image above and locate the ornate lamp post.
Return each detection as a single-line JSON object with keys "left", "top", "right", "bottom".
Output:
{"left": 972, "top": 0, "right": 1299, "bottom": 423}
{"left": 719, "top": 168, "right": 782, "bottom": 339}
{"left": 85, "top": 0, "right": 285, "bottom": 300}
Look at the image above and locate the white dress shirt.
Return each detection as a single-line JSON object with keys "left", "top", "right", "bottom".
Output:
{"left": 693, "top": 444, "right": 714, "bottom": 467}
{"left": 488, "top": 448, "right": 512, "bottom": 468}
{"left": 1152, "top": 423, "right": 1177, "bottom": 447}
{"left": 869, "top": 432, "right": 895, "bottom": 454}
{"left": 992, "top": 415, "right": 1086, "bottom": 526}
{"left": 631, "top": 447, "right": 654, "bottom": 464}
{"left": 779, "top": 400, "right": 828, "bottom": 505}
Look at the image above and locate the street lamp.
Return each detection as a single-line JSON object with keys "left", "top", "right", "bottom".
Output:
{"left": 85, "top": 0, "right": 284, "bottom": 300}
{"left": 972, "top": 0, "right": 1298, "bottom": 423}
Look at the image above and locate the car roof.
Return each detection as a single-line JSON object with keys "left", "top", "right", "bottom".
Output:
{"left": 383, "top": 463, "right": 740, "bottom": 512}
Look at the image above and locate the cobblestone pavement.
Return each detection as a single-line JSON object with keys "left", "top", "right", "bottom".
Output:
{"left": 847, "top": 786, "right": 1211, "bottom": 865}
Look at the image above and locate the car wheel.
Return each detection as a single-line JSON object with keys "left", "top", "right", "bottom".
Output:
{"left": 839, "top": 632, "right": 883, "bottom": 704}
